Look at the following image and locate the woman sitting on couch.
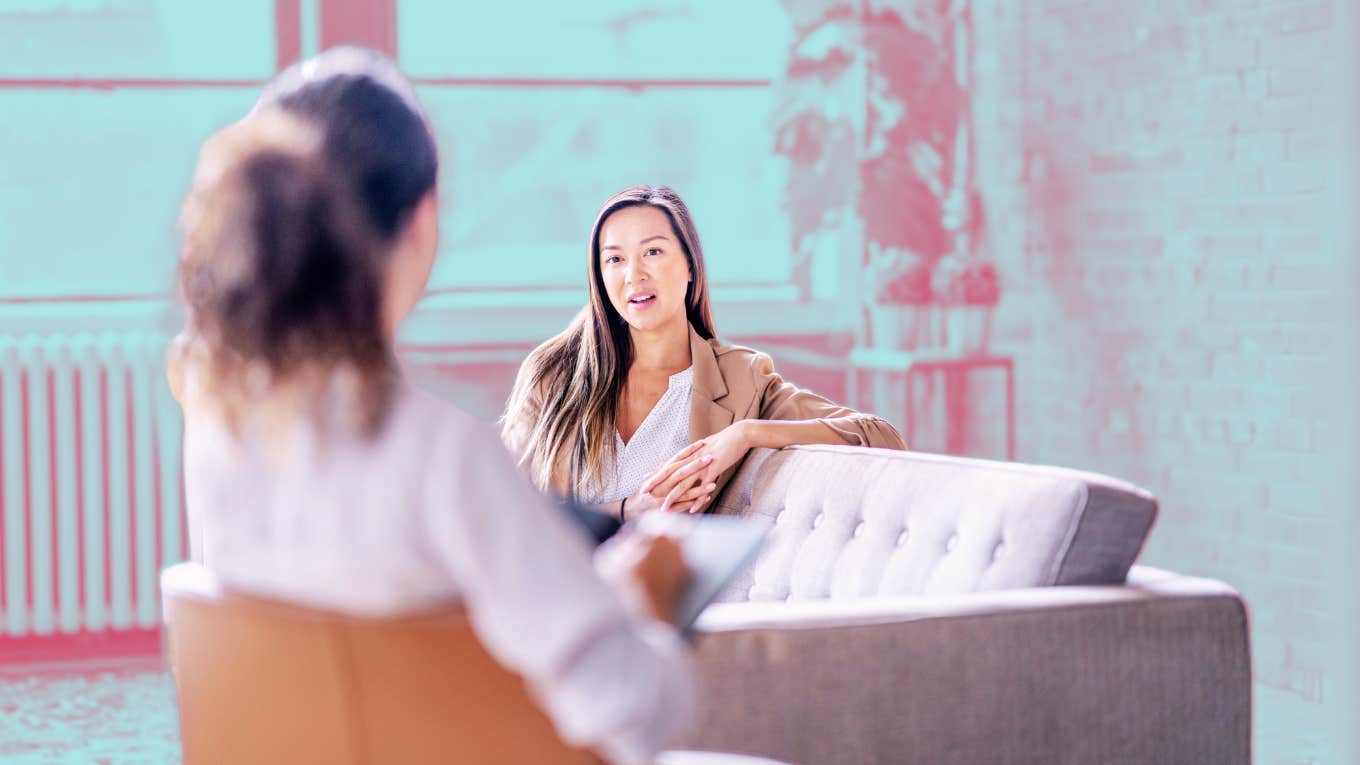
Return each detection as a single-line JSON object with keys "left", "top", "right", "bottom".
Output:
{"left": 501, "top": 185, "right": 905, "bottom": 522}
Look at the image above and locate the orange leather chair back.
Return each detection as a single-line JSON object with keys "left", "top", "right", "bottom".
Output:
{"left": 161, "top": 563, "right": 602, "bottom": 765}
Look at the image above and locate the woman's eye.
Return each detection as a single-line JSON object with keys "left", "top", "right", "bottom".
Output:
{"left": 646, "top": 248, "right": 662, "bottom": 256}
{"left": 605, "top": 255, "right": 622, "bottom": 264}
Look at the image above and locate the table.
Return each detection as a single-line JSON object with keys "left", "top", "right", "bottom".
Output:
{"left": 845, "top": 347, "right": 1015, "bottom": 460}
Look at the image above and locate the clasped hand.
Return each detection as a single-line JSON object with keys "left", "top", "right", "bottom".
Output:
{"left": 625, "top": 421, "right": 750, "bottom": 516}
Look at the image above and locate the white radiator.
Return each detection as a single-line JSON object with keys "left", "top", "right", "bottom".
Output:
{"left": 0, "top": 332, "right": 184, "bottom": 637}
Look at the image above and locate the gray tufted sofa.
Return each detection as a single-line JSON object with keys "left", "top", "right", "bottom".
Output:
{"left": 680, "top": 445, "right": 1251, "bottom": 765}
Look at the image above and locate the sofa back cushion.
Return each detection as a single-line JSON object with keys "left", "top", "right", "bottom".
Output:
{"left": 713, "top": 446, "right": 1157, "bottom": 603}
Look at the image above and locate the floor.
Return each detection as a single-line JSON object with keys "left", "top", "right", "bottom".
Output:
{"left": 0, "top": 656, "right": 181, "bottom": 765}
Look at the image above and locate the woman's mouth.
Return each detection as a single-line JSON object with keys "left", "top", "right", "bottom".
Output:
{"left": 627, "top": 293, "right": 657, "bottom": 309}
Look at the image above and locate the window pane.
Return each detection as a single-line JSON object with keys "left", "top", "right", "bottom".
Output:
{"left": 419, "top": 84, "right": 792, "bottom": 290}
{"left": 0, "top": 0, "right": 275, "bottom": 79}
{"left": 399, "top": 1, "right": 791, "bottom": 80}
{"left": 400, "top": 2, "right": 798, "bottom": 292}
{"left": 0, "top": 89, "right": 260, "bottom": 297}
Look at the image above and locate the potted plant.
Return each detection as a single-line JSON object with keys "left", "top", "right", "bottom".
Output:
{"left": 934, "top": 255, "right": 999, "bottom": 354}
{"left": 772, "top": 4, "right": 979, "bottom": 354}
{"left": 858, "top": 6, "right": 963, "bottom": 351}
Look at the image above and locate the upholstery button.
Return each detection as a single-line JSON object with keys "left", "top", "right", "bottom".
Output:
{"left": 853, "top": 522, "right": 865, "bottom": 538}
{"left": 946, "top": 534, "right": 959, "bottom": 553}
{"left": 812, "top": 512, "right": 825, "bottom": 529}
{"left": 896, "top": 529, "right": 909, "bottom": 546}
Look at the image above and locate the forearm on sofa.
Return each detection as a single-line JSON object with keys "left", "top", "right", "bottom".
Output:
{"left": 680, "top": 576, "right": 1250, "bottom": 765}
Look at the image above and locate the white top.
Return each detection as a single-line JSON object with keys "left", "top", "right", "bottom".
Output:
{"left": 182, "top": 377, "right": 695, "bottom": 765}
{"left": 581, "top": 366, "right": 694, "bottom": 504}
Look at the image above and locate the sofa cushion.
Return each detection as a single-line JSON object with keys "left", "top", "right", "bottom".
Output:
{"left": 713, "top": 446, "right": 1157, "bottom": 602}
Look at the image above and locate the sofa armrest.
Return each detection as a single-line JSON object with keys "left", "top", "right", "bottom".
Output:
{"left": 680, "top": 569, "right": 1250, "bottom": 765}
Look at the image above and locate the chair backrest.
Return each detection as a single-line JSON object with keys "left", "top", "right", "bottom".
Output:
{"left": 161, "top": 563, "right": 602, "bottom": 765}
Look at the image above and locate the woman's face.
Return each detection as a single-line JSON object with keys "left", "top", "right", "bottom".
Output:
{"left": 598, "top": 205, "right": 691, "bottom": 335}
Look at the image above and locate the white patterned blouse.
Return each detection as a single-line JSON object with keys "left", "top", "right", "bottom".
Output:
{"left": 579, "top": 366, "right": 695, "bottom": 505}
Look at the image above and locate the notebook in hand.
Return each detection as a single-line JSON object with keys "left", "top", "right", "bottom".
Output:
{"left": 559, "top": 498, "right": 770, "bottom": 630}
{"left": 634, "top": 512, "right": 771, "bottom": 630}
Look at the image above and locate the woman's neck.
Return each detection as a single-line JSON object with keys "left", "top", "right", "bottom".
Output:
{"left": 628, "top": 315, "right": 692, "bottom": 375}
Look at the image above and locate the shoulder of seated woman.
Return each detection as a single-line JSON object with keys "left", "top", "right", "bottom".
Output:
{"left": 709, "top": 336, "right": 763, "bottom": 360}
{"left": 708, "top": 340, "right": 778, "bottom": 387}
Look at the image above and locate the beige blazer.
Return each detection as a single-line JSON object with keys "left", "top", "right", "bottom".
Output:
{"left": 682, "top": 324, "right": 906, "bottom": 502}
{"left": 505, "top": 324, "right": 906, "bottom": 503}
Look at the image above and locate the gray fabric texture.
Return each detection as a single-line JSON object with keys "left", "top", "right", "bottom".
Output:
{"left": 658, "top": 752, "right": 796, "bottom": 765}
{"left": 712, "top": 446, "right": 1158, "bottom": 603}
{"left": 682, "top": 568, "right": 1251, "bottom": 765}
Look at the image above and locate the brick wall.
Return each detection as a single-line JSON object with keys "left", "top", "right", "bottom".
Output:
{"left": 972, "top": 1, "right": 1351, "bottom": 762}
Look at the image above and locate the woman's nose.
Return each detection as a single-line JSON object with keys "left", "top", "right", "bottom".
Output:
{"left": 625, "top": 259, "right": 647, "bottom": 283}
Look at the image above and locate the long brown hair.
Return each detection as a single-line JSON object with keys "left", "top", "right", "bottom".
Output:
{"left": 170, "top": 112, "right": 397, "bottom": 436}
{"left": 501, "top": 185, "right": 716, "bottom": 496}
{"left": 171, "top": 48, "right": 437, "bottom": 438}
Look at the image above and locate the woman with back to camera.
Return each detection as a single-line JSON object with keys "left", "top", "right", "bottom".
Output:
{"left": 501, "top": 185, "right": 906, "bottom": 522}
{"left": 171, "top": 49, "right": 695, "bottom": 765}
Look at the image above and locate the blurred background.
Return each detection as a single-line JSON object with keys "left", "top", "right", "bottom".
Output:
{"left": 0, "top": 1, "right": 1356, "bottom": 762}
